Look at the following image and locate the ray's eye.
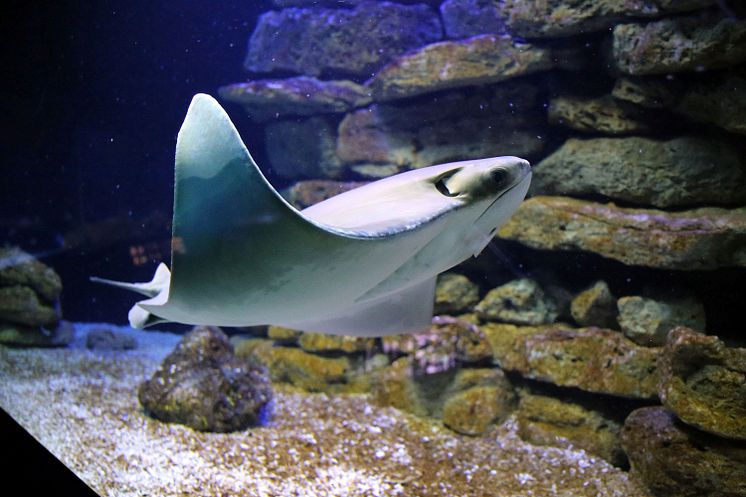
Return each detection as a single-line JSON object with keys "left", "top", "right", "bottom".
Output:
{"left": 491, "top": 169, "right": 509, "bottom": 186}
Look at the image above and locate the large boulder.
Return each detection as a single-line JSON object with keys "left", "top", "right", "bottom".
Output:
{"left": 531, "top": 136, "right": 746, "bottom": 208}
{"left": 367, "top": 35, "right": 554, "bottom": 101}
{"left": 244, "top": 2, "right": 442, "bottom": 77}
{"left": 621, "top": 406, "right": 746, "bottom": 497}
{"left": 0, "top": 247, "right": 62, "bottom": 302}
{"left": 138, "top": 326, "right": 272, "bottom": 432}
{"left": 658, "top": 327, "right": 746, "bottom": 440}
{"left": 613, "top": 15, "right": 746, "bottom": 75}
{"left": 498, "top": 196, "right": 746, "bottom": 270}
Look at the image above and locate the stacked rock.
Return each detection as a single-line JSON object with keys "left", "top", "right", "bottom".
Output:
{"left": 0, "top": 247, "right": 71, "bottom": 346}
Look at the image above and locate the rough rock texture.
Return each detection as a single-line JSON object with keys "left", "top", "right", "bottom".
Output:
{"left": 371, "top": 356, "right": 429, "bottom": 416}
{"left": 613, "top": 15, "right": 746, "bottom": 75}
{"left": 367, "top": 35, "right": 553, "bottom": 101}
{"left": 138, "top": 326, "right": 272, "bottom": 432}
{"left": 382, "top": 316, "right": 492, "bottom": 374}
{"left": 498, "top": 196, "right": 746, "bottom": 270}
{"left": 282, "top": 179, "right": 368, "bottom": 210}
{"left": 336, "top": 83, "right": 546, "bottom": 168}
{"left": 0, "top": 321, "right": 73, "bottom": 347}
{"left": 0, "top": 285, "right": 59, "bottom": 327}
{"left": 0, "top": 247, "right": 62, "bottom": 302}
{"left": 492, "top": 325, "right": 661, "bottom": 398}
{"left": 658, "top": 327, "right": 746, "bottom": 440}
{"left": 298, "top": 332, "right": 374, "bottom": 354}
{"left": 571, "top": 280, "right": 617, "bottom": 329}
{"left": 244, "top": 2, "right": 443, "bottom": 77}
{"left": 267, "top": 325, "right": 301, "bottom": 343}
{"left": 442, "top": 369, "right": 516, "bottom": 435}
{"left": 481, "top": 322, "right": 561, "bottom": 365}
{"left": 85, "top": 327, "right": 137, "bottom": 351}
{"left": 440, "top": 0, "right": 507, "bottom": 39}
{"left": 617, "top": 295, "right": 706, "bottom": 346}
{"left": 548, "top": 96, "right": 651, "bottom": 134}
{"left": 502, "top": 0, "right": 714, "bottom": 38}
{"left": 434, "top": 273, "right": 480, "bottom": 314}
{"left": 475, "top": 278, "right": 559, "bottom": 325}
{"left": 621, "top": 406, "right": 746, "bottom": 497}
{"left": 531, "top": 136, "right": 746, "bottom": 208}
{"left": 516, "top": 392, "right": 625, "bottom": 466}
{"left": 256, "top": 345, "right": 351, "bottom": 392}
{"left": 219, "top": 77, "right": 372, "bottom": 121}
{"left": 265, "top": 116, "right": 343, "bottom": 179}
{"left": 613, "top": 71, "right": 746, "bottom": 136}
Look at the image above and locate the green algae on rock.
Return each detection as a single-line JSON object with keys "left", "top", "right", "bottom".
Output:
{"left": 434, "top": 273, "right": 480, "bottom": 315}
{"left": 0, "top": 247, "right": 62, "bottom": 302}
{"left": 547, "top": 96, "right": 651, "bottom": 135}
{"left": 617, "top": 295, "right": 706, "bottom": 347}
{"left": 516, "top": 392, "right": 626, "bottom": 467}
{"left": 138, "top": 326, "right": 272, "bottom": 432}
{"left": 0, "top": 320, "right": 73, "bottom": 347}
{"left": 530, "top": 136, "right": 746, "bottom": 208}
{"left": 298, "top": 332, "right": 375, "bottom": 354}
{"left": 367, "top": 35, "right": 554, "bottom": 101}
{"left": 0, "top": 285, "right": 60, "bottom": 327}
{"left": 218, "top": 77, "right": 371, "bottom": 121}
{"left": 571, "top": 280, "right": 618, "bottom": 329}
{"left": 493, "top": 326, "right": 660, "bottom": 398}
{"left": 498, "top": 196, "right": 746, "bottom": 270}
{"left": 475, "top": 278, "right": 559, "bottom": 325}
{"left": 613, "top": 15, "right": 746, "bottom": 75}
{"left": 621, "top": 406, "right": 746, "bottom": 497}
{"left": 658, "top": 327, "right": 746, "bottom": 440}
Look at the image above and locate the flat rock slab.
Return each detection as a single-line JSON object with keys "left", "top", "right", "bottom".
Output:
{"left": 219, "top": 77, "right": 372, "bottom": 121}
{"left": 0, "top": 324, "right": 652, "bottom": 497}
{"left": 531, "top": 136, "right": 746, "bottom": 208}
{"left": 367, "top": 35, "right": 553, "bottom": 101}
{"left": 245, "top": 2, "right": 442, "bottom": 78}
{"left": 613, "top": 15, "right": 746, "bottom": 75}
{"left": 488, "top": 325, "right": 660, "bottom": 398}
{"left": 659, "top": 327, "right": 746, "bottom": 440}
{"left": 548, "top": 96, "right": 651, "bottom": 135}
{"left": 621, "top": 407, "right": 746, "bottom": 497}
{"left": 498, "top": 196, "right": 746, "bottom": 270}
{"left": 502, "top": 0, "right": 713, "bottom": 38}
{"left": 337, "top": 83, "right": 546, "bottom": 169}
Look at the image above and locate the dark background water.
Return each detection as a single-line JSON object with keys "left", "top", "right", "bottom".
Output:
{"left": 2, "top": 1, "right": 271, "bottom": 322}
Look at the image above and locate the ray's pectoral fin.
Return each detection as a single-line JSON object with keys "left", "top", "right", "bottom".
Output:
{"left": 284, "top": 277, "right": 436, "bottom": 337}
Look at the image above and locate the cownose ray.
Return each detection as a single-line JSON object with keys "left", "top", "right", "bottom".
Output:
{"left": 92, "top": 94, "right": 531, "bottom": 336}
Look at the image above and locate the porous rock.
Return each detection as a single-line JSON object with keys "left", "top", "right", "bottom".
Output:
{"left": 298, "top": 332, "right": 374, "bottom": 354}
{"left": 613, "top": 71, "right": 746, "bottom": 136}
{"left": 0, "top": 247, "right": 62, "bottom": 302}
{"left": 571, "top": 280, "right": 617, "bottom": 329}
{"left": 85, "top": 328, "right": 137, "bottom": 351}
{"left": 548, "top": 96, "right": 650, "bottom": 135}
{"left": 244, "top": 2, "right": 442, "bottom": 77}
{"left": 260, "top": 346, "right": 350, "bottom": 392}
{"left": 265, "top": 116, "right": 343, "bottom": 179}
{"left": 371, "top": 356, "right": 429, "bottom": 417}
{"left": 219, "top": 77, "right": 371, "bottom": 121}
{"left": 440, "top": 0, "right": 507, "bottom": 39}
{"left": 613, "top": 15, "right": 746, "bottom": 75}
{"left": 267, "top": 325, "right": 301, "bottom": 343}
{"left": 442, "top": 369, "right": 516, "bottom": 435}
{"left": 367, "top": 35, "right": 553, "bottom": 101}
{"left": 498, "top": 196, "right": 746, "bottom": 270}
{"left": 0, "top": 286, "right": 60, "bottom": 327}
{"left": 617, "top": 295, "right": 706, "bottom": 346}
{"left": 621, "top": 406, "right": 746, "bottom": 497}
{"left": 659, "top": 327, "right": 746, "bottom": 440}
{"left": 336, "top": 83, "right": 546, "bottom": 169}
{"left": 531, "top": 136, "right": 746, "bottom": 208}
{"left": 138, "top": 326, "right": 271, "bottom": 432}
{"left": 502, "top": 0, "right": 714, "bottom": 38}
{"left": 516, "top": 392, "right": 625, "bottom": 466}
{"left": 0, "top": 320, "right": 73, "bottom": 347}
{"left": 282, "top": 180, "right": 368, "bottom": 210}
{"left": 434, "top": 272, "right": 480, "bottom": 314}
{"left": 493, "top": 325, "right": 661, "bottom": 398}
{"left": 475, "top": 278, "right": 558, "bottom": 325}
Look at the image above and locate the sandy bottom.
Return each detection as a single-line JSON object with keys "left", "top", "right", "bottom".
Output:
{"left": 0, "top": 323, "right": 651, "bottom": 497}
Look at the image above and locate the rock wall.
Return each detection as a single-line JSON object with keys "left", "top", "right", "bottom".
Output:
{"left": 219, "top": 2, "right": 746, "bottom": 495}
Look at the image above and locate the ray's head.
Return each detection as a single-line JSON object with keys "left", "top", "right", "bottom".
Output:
{"left": 436, "top": 156, "right": 531, "bottom": 200}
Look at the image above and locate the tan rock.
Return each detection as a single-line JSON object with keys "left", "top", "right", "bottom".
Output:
{"left": 475, "top": 278, "right": 558, "bottom": 325}
{"left": 434, "top": 273, "right": 480, "bottom": 315}
{"left": 498, "top": 196, "right": 746, "bottom": 270}
{"left": 571, "top": 280, "right": 617, "bottom": 328}
{"left": 548, "top": 96, "right": 650, "bottom": 135}
{"left": 0, "top": 286, "right": 60, "bottom": 327}
{"left": 659, "top": 327, "right": 746, "bottom": 440}
{"left": 297, "top": 332, "right": 374, "bottom": 354}
{"left": 617, "top": 295, "right": 706, "bottom": 346}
